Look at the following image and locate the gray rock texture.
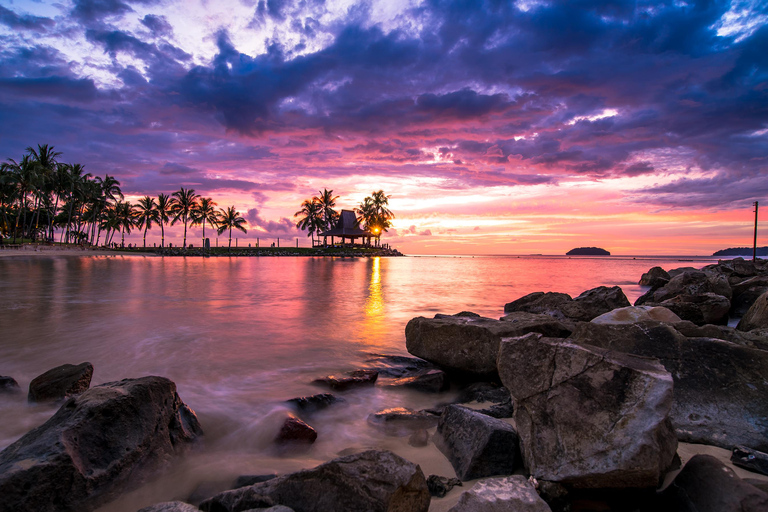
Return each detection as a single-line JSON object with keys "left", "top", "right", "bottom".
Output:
{"left": 498, "top": 333, "right": 677, "bottom": 488}
{"left": 570, "top": 321, "right": 768, "bottom": 451}
{"left": 504, "top": 286, "right": 630, "bottom": 322}
{"left": 199, "top": 450, "right": 430, "bottom": 512}
{"left": 447, "top": 476, "right": 552, "bottom": 512}
{"left": 737, "top": 289, "right": 768, "bottom": 331}
{"left": 434, "top": 405, "right": 520, "bottom": 481}
{"left": 27, "top": 362, "right": 94, "bottom": 402}
{"left": 0, "top": 376, "right": 203, "bottom": 512}
{"left": 137, "top": 502, "right": 201, "bottom": 512}
{"left": 591, "top": 305, "right": 681, "bottom": 325}
{"left": 639, "top": 266, "right": 670, "bottom": 287}
{"left": 658, "top": 292, "right": 731, "bottom": 325}
{"left": 731, "top": 446, "right": 768, "bottom": 477}
{"left": 635, "top": 270, "right": 732, "bottom": 305}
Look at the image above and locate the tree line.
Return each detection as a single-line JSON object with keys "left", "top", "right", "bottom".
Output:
{"left": 0, "top": 144, "right": 247, "bottom": 249}
{"left": 294, "top": 188, "right": 394, "bottom": 245}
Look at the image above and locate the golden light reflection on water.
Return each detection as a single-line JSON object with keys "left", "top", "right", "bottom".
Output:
{"left": 359, "top": 256, "right": 387, "bottom": 349}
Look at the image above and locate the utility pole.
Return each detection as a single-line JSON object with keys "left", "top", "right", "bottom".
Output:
{"left": 754, "top": 201, "right": 759, "bottom": 262}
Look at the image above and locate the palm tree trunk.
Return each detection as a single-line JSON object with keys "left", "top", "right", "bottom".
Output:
{"left": 161, "top": 219, "right": 165, "bottom": 248}
{"left": 183, "top": 215, "right": 188, "bottom": 248}
{"left": 143, "top": 224, "right": 148, "bottom": 248}
{"left": 229, "top": 226, "right": 232, "bottom": 251}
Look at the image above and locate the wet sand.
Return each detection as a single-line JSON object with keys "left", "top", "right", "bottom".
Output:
{"left": 0, "top": 245, "right": 155, "bottom": 258}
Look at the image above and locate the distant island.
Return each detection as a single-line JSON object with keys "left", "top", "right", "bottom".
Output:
{"left": 566, "top": 247, "right": 610, "bottom": 256}
{"left": 713, "top": 247, "right": 768, "bottom": 256}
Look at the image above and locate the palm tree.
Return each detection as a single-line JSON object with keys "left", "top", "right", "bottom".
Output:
{"left": 3, "top": 155, "right": 40, "bottom": 242}
{"left": 314, "top": 188, "right": 339, "bottom": 231}
{"left": 27, "top": 144, "right": 61, "bottom": 240}
{"left": 135, "top": 196, "right": 159, "bottom": 248}
{"left": 156, "top": 193, "right": 172, "bottom": 248}
{"left": 115, "top": 201, "right": 135, "bottom": 247}
{"left": 63, "top": 164, "right": 91, "bottom": 243}
{"left": 190, "top": 197, "right": 218, "bottom": 249}
{"left": 356, "top": 190, "right": 394, "bottom": 246}
{"left": 294, "top": 198, "right": 323, "bottom": 246}
{"left": 216, "top": 206, "right": 248, "bottom": 250}
{"left": 170, "top": 187, "right": 200, "bottom": 248}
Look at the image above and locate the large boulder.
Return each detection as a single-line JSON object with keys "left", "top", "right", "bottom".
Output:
{"left": 570, "top": 321, "right": 768, "bottom": 451}
{"left": 658, "top": 292, "right": 731, "bottom": 325}
{"left": 498, "top": 333, "right": 677, "bottom": 488}
{"left": 591, "top": 305, "right": 681, "bottom": 325}
{"left": 498, "top": 312, "right": 574, "bottom": 336}
{"left": 503, "top": 292, "right": 572, "bottom": 318}
{"left": 405, "top": 314, "right": 569, "bottom": 377}
{"left": 434, "top": 405, "right": 520, "bottom": 481}
{"left": 731, "top": 276, "right": 768, "bottom": 316}
{"left": 28, "top": 362, "right": 93, "bottom": 402}
{"left": 737, "top": 290, "right": 768, "bottom": 331}
{"left": 0, "top": 376, "right": 203, "bottom": 512}
{"left": 659, "top": 454, "right": 768, "bottom": 512}
{"left": 636, "top": 270, "right": 732, "bottom": 305}
{"left": 672, "top": 321, "right": 768, "bottom": 351}
{"left": 639, "top": 266, "right": 670, "bottom": 287}
{"left": 447, "top": 476, "right": 552, "bottom": 512}
{"left": 504, "top": 287, "right": 630, "bottom": 322}
{"left": 138, "top": 502, "right": 201, "bottom": 512}
{"left": 199, "top": 450, "right": 430, "bottom": 512}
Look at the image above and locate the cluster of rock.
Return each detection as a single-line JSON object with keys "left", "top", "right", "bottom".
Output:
{"left": 2, "top": 257, "right": 768, "bottom": 512}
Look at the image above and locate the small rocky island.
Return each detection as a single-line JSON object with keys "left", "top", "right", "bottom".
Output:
{"left": 566, "top": 247, "right": 610, "bottom": 255}
{"left": 713, "top": 247, "right": 768, "bottom": 256}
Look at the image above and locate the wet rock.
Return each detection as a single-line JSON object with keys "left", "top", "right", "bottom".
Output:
{"left": 406, "top": 314, "right": 570, "bottom": 377}
{"left": 447, "top": 476, "right": 551, "bottom": 512}
{"left": 0, "top": 376, "right": 203, "bottom": 512}
{"left": 275, "top": 416, "right": 317, "bottom": 445}
{"left": 367, "top": 407, "right": 439, "bottom": 436}
{"left": 0, "top": 375, "right": 20, "bottom": 393}
{"left": 731, "top": 276, "right": 768, "bottom": 316}
{"left": 284, "top": 393, "right": 344, "bottom": 414}
{"left": 731, "top": 446, "right": 768, "bottom": 476}
{"left": 670, "top": 321, "right": 768, "bottom": 351}
{"left": 659, "top": 454, "right": 768, "bottom": 512}
{"left": 591, "top": 305, "right": 681, "bottom": 325}
{"left": 657, "top": 292, "right": 731, "bottom": 325}
{"left": 498, "top": 312, "right": 574, "bottom": 337}
{"left": 503, "top": 292, "right": 573, "bottom": 319}
{"left": 476, "top": 399, "right": 514, "bottom": 419}
{"left": 312, "top": 369, "right": 378, "bottom": 391}
{"left": 138, "top": 502, "right": 201, "bottom": 512}
{"left": 427, "top": 475, "right": 462, "bottom": 498}
{"left": 434, "top": 405, "right": 520, "bottom": 481}
{"left": 233, "top": 474, "right": 278, "bottom": 489}
{"left": 639, "top": 266, "right": 670, "bottom": 287}
{"left": 738, "top": 290, "right": 768, "bottom": 331}
{"left": 408, "top": 429, "right": 429, "bottom": 447}
{"left": 386, "top": 369, "right": 449, "bottom": 393}
{"left": 200, "top": 450, "right": 430, "bottom": 512}
{"left": 570, "top": 321, "right": 768, "bottom": 451}
{"left": 504, "top": 287, "right": 630, "bottom": 322}
{"left": 27, "top": 361, "right": 93, "bottom": 402}
{"left": 456, "top": 382, "right": 510, "bottom": 404}
{"left": 498, "top": 333, "right": 677, "bottom": 488}
{"left": 365, "top": 354, "right": 436, "bottom": 378}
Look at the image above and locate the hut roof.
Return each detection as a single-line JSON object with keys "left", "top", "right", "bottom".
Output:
{"left": 319, "top": 210, "right": 372, "bottom": 237}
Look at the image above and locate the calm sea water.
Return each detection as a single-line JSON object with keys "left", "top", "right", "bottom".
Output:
{"left": 0, "top": 254, "right": 719, "bottom": 509}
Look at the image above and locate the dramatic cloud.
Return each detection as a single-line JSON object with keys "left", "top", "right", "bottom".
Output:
{"left": 0, "top": 0, "right": 766, "bottom": 253}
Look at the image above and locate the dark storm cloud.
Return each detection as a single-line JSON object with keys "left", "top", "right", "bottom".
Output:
{"left": 140, "top": 14, "right": 173, "bottom": 37}
{"left": 71, "top": 0, "right": 162, "bottom": 23}
{"left": 245, "top": 207, "right": 296, "bottom": 236}
{"left": 0, "top": 5, "right": 54, "bottom": 30}
{"left": 640, "top": 173, "right": 768, "bottom": 209}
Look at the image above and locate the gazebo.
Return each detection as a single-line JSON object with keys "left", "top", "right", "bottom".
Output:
{"left": 318, "top": 210, "right": 379, "bottom": 247}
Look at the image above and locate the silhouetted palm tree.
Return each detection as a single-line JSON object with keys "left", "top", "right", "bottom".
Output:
{"left": 191, "top": 197, "right": 218, "bottom": 249}
{"left": 294, "top": 198, "right": 323, "bottom": 246}
{"left": 356, "top": 190, "right": 394, "bottom": 245}
{"left": 115, "top": 201, "right": 135, "bottom": 248}
{"left": 314, "top": 188, "right": 339, "bottom": 231}
{"left": 170, "top": 187, "right": 200, "bottom": 248}
{"left": 216, "top": 206, "right": 248, "bottom": 250}
{"left": 136, "top": 196, "right": 159, "bottom": 248}
{"left": 156, "top": 193, "right": 172, "bottom": 248}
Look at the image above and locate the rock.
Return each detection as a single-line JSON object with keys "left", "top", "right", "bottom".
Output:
{"left": 570, "top": 321, "right": 768, "bottom": 451}
{"left": 591, "top": 305, "right": 681, "bottom": 325}
{"left": 312, "top": 369, "right": 378, "bottom": 391}
{"left": 365, "top": 354, "right": 436, "bottom": 378}
{"left": 738, "top": 290, "right": 768, "bottom": 331}
{"left": 659, "top": 454, "right": 768, "bottom": 512}
{"left": 405, "top": 314, "right": 570, "bottom": 377}
{"left": 504, "top": 292, "right": 573, "bottom": 319}
{"left": 504, "top": 287, "right": 630, "bottom": 322}
{"left": 427, "top": 475, "right": 462, "bottom": 498}
{"left": 731, "top": 276, "right": 768, "bottom": 316}
{"left": 745, "top": 479, "right": 768, "bottom": 494}
{"left": 658, "top": 292, "right": 731, "bottom": 325}
{"left": 386, "top": 369, "right": 449, "bottom": 393}
{"left": 447, "top": 476, "right": 552, "bottom": 512}
{"left": 456, "top": 382, "right": 511, "bottom": 404}
{"left": 498, "top": 312, "right": 574, "bottom": 337}
{"left": 434, "top": 405, "right": 521, "bottom": 481}
{"left": 138, "top": 502, "right": 201, "bottom": 512}
{"left": 409, "top": 430, "right": 429, "bottom": 447}
{"left": 247, "top": 507, "right": 294, "bottom": 512}
{"left": 672, "top": 321, "right": 768, "bottom": 351}
{"left": 636, "top": 270, "right": 732, "bottom": 305}
{"left": 274, "top": 416, "right": 317, "bottom": 445}
{"left": 475, "top": 399, "right": 514, "bottom": 419}
{"left": 199, "top": 450, "right": 430, "bottom": 512}
{"left": 233, "top": 474, "right": 278, "bottom": 489}
{"left": 0, "top": 376, "right": 203, "bottom": 512}
{"left": 536, "top": 481, "right": 570, "bottom": 512}
{"left": 498, "top": 333, "right": 677, "bottom": 488}
{"left": 367, "top": 407, "right": 439, "bottom": 436}
{"left": 731, "top": 446, "right": 768, "bottom": 476}
{"left": 0, "top": 375, "right": 20, "bottom": 393}
{"left": 27, "top": 362, "right": 94, "bottom": 402}
{"left": 639, "top": 266, "right": 670, "bottom": 287}
{"left": 284, "top": 393, "right": 344, "bottom": 414}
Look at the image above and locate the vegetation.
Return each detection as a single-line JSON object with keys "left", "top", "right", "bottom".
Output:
{"left": 712, "top": 247, "right": 768, "bottom": 256}
{"left": 0, "top": 145, "right": 247, "bottom": 249}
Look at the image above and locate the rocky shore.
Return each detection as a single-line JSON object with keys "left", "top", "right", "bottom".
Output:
{"left": 1, "top": 257, "right": 768, "bottom": 511}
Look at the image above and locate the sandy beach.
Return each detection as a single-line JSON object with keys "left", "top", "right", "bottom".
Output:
{"left": 0, "top": 245, "right": 156, "bottom": 258}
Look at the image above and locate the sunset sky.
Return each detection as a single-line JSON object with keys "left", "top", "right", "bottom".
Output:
{"left": 1, "top": 0, "right": 766, "bottom": 254}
